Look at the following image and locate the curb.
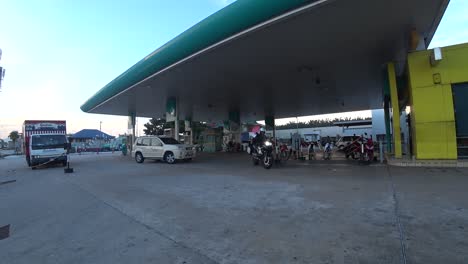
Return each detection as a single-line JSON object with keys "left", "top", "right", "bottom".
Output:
{"left": 387, "top": 160, "right": 468, "bottom": 168}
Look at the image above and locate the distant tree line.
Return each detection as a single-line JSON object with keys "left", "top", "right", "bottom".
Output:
{"left": 276, "top": 117, "right": 371, "bottom": 130}
{"left": 143, "top": 116, "right": 371, "bottom": 135}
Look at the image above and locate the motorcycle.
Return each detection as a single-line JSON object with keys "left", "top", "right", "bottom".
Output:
{"left": 279, "top": 143, "right": 291, "bottom": 162}
{"left": 252, "top": 140, "right": 274, "bottom": 169}
{"left": 359, "top": 137, "right": 374, "bottom": 164}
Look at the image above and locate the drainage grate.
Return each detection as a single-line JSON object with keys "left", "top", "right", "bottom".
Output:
{"left": 0, "top": 225, "right": 10, "bottom": 240}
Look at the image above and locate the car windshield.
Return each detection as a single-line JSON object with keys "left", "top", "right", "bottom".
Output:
{"left": 31, "top": 135, "right": 67, "bottom": 150}
{"left": 160, "top": 137, "right": 180, "bottom": 145}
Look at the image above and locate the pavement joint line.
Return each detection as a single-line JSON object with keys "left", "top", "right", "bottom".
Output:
{"left": 0, "top": 180, "right": 16, "bottom": 185}
{"left": 65, "top": 179, "right": 221, "bottom": 264}
{"left": 386, "top": 167, "right": 408, "bottom": 264}
{"left": 456, "top": 168, "right": 468, "bottom": 176}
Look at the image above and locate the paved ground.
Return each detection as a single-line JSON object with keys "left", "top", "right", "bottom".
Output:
{"left": 0, "top": 153, "right": 467, "bottom": 264}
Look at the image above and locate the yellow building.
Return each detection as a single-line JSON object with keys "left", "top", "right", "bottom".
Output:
{"left": 405, "top": 43, "right": 468, "bottom": 159}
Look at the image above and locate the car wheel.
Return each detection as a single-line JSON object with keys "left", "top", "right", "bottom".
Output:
{"left": 164, "top": 152, "right": 176, "bottom": 164}
{"left": 135, "top": 152, "right": 144, "bottom": 163}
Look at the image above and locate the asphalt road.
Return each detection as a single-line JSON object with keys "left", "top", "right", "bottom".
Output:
{"left": 1, "top": 153, "right": 467, "bottom": 264}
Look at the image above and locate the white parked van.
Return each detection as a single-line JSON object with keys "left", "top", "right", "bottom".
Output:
{"left": 132, "top": 136, "right": 195, "bottom": 164}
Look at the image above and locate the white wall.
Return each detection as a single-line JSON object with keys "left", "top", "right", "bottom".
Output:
{"left": 371, "top": 109, "right": 386, "bottom": 139}
{"left": 400, "top": 111, "right": 410, "bottom": 154}
{"left": 271, "top": 109, "right": 390, "bottom": 142}
{"left": 271, "top": 125, "right": 373, "bottom": 141}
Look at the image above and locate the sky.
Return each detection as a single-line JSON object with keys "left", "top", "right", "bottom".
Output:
{"left": 0, "top": 0, "right": 467, "bottom": 139}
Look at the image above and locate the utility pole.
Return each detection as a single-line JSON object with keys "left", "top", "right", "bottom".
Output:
{"left": 0, "top": 48, "right": 5, "bottom": 91}
{"left": 99, "top": 121, "right": 102, "bottom": 132}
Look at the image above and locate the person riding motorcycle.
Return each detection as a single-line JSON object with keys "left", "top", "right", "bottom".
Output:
{"left": 252, "top": 128, "right": 267, "bottom": 154}
{"left": 251, "top": 127, "right": 274, "bottom": 169}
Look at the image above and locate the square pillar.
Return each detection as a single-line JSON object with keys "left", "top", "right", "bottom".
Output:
{"left": 383, "top": 96, "right": 392, "bottom": 153}
{"left": 265, "top": 115, "right": 276, "bottom": 157}
{"left": 166, "top": 97, "right": 179, "bottom": 140}
{"left": 127, "top": 113, "right": 136, "bottom": 151}
{"left": 387, "top": 62, "right": 402, "bottom": 158}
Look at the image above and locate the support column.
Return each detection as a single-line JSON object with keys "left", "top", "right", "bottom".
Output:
{"left": 175, "top": 98, "right": 180, "bottom": 141}
{"left": 166, "top": 97, "right": 179, "bottom": 140}
{"left": 265, "top": 115, "right": 276, "bottom": 139}
{"left": 265, "top": 115, "right": 276, "bottom": 157}
{"left": 383, "top": 96, "right": 392, "bottom": 153}
{"left": 185, "top": 120, "right": 192, "bottom": 145}
{"left": 387, "top": 62, "right": 402, "bottom": 158}
{"left": 228, "top": 110, "right": 241, "bottom": 148}
{"left": 128, "top": 113, "right": 136, "bottom": 152}
{"left": 174, "top": 117, "right": 179, "bottom": 141}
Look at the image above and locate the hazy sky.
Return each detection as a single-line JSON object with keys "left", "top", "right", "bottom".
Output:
{"left": 1, "top": 0, "right": 467, "bottom": 139}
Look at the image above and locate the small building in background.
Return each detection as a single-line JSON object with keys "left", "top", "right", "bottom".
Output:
{"left": 70, "top": 129, "right": 115, "bottom": 152}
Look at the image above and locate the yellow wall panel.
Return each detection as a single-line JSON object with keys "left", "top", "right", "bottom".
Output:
{"left": 408, "top": 43, "right": 468, "bottom": 89}
{"left": 444, "top": 46, "right": 468, "bottom": 84}
{"left": 408, "top": 50, "right": 440, "bottom": 88}
{"left": 446, "top": 122, "right": 458, "bottom": 159}
{"left": 414, "top": 122, "right": 457, "bottom": 159}
{"left": 412, "top": 85, "right": 448, "bottom": 122}
{"left": 441, "top": 84, "right": 456, "bottom": 122}
{"left": 411, "top": 84, "right": 455, "bottom": 123}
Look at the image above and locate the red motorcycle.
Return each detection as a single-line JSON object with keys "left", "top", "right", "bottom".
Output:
{"left": 279, "top": 143, "right": 291, "bottom": 162}
{"left": 344, "top": 138, "right": 362, "bottom": 160}
{"left": 344, "top": 135, "right": 374, "bottom": 164}
{"left": 360, "top": 137, "right": 374, "bottom": 164}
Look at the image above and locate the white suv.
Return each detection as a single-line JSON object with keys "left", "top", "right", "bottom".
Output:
{"left": 132, "top": 136, "right": 195, "bottom": 164}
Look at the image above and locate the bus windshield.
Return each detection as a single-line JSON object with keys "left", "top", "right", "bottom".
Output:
{"left": 31, "top": 135, "right": 67, "bottom": 150}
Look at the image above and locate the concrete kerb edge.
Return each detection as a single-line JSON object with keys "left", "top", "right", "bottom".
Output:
{"left": 387, "top": 158, "right": 466, "bottom": 168}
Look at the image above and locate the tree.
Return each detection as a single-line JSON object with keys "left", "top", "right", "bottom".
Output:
{"left": 8, "top": 130, "right": 19, "bottom": 144}
{"left": 276, "top": 117, "right": 371, "bottom": 130}
{"left": 8, "top": 130, "right": 19, "bottom": 153}
{"left": 143, "top": 118, "right": 207, "bottom": 143}
{"left": 143, "top": 118, "right": 172, "bottom": 135}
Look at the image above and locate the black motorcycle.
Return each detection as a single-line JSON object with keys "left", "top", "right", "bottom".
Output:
{"left": 251, "top": 140, "right": 274, "bottom": 169}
